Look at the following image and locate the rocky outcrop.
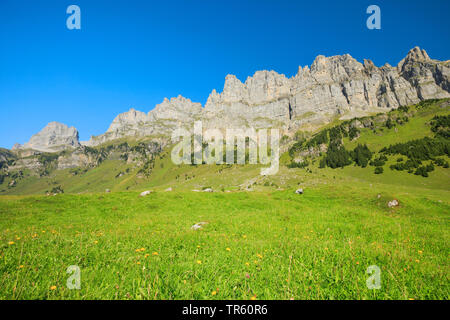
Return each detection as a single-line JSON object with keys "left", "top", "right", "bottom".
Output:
{"left": 57, "top": 149, "right": 99, "bottom": 170}
{"left": 7, "top": 157, "right": 43, "bottom": 172}
{"left": 84, "top": 96, "right": 202, "bottom": 146}
{"left": 203, "top": 72, "right": 292, "bottom": 130}
{"left": 14, "top": 122, "right": 80, "bottom": 152}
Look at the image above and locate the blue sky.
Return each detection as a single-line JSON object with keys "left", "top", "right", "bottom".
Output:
{"left": 0, "top": 0, "right": 449, "bottom": 148}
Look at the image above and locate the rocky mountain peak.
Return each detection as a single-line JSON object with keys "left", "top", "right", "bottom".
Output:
{"left": 397, "top": 47, "right": 431, "bottom": 71}
{"left": 17, "top": 122, "right": 80, "bottom": 152}
{"left": 107, "top": 108, "right": 149, "bottom": 133}
{"left": 15, "top": 47, "right": 449, "bottom": 150}
{"left": 151, "top": 95, "right": 202, "bottom": 120}
{"left": 406, "top": 46, "right": 430, "bottom": 62}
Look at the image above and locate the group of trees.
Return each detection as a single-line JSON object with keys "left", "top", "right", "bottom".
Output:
{"left": 389, "top": 158, "right": 423, "bottom": 173}
{"left": 320, "top": 142, "right": 352, "bottom": 169}
{"left": 380, "top": 137, "right": 449, "bottom": 161}
{"left": 390, "top": 157, "right": 448, "bottom": 176}
{"left": 351, "top": 144, "right": 373, "bottom": 167}
{"left": 348, "top": 127, "right": 360, "bottom": 141}
{"left": 414, "top": 164, "right": 435, "bottom": 177}
{"left": 288, "top": 160, "right": 309, "bottom": 168}
{"left": 369, "top": 154, "right": 387, "bottom": 167}
{"left": 430, "top": 115, "right": 450, "bottom": 138}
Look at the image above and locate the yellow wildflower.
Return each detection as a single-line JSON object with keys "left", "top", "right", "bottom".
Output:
{"left": 50, "top": 286, "right": 57, "bottom": 290}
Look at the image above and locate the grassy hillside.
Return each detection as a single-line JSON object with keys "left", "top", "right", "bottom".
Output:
{"left": 1, "top": 99, "right": 448, "bottom": 196}
{"left": 0, "top": 99, "right": 448, "bottom": 300}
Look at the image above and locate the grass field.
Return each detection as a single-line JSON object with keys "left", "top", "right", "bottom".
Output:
{"left": 0, "top": 180, "right": 448, "bottom": 300}
{"left": 0, "top": 100, "right": 448, "bottom": 300}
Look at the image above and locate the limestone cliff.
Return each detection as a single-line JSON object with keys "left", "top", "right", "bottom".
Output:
{"left": 83, "top": 47, "right": 449, "bottom": 146}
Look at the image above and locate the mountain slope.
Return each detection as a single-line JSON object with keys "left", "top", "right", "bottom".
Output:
{"left": 1, "top": 98, "right": 449, "bottom": 195}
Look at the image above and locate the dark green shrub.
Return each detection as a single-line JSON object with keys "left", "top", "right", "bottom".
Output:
{"left": 374, "top": 166, "right": 384, "bottom": 174}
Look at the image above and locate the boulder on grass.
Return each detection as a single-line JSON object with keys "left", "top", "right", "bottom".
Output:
{"left": 388, "top": 199, "right": 399, "bottom": 208}
{"left": 191, "top": 222, "right": 208, "bottom": 230}
{"left": 295, "top": 188, "right": 303, "bottom": 195}
{"left": 140, "top": 190, "right": 152, "bottom": 197}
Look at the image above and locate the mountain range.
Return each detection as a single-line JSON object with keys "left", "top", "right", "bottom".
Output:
{"left": 10, "top": 47, "right": 450, "bottom": 153}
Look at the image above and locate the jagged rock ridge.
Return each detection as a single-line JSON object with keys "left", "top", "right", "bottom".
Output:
{"left": 13, "top": 47, "right": 450, "bottom": 150}
{"left": 86, "top": 46, "right": 449, "bottom": 146}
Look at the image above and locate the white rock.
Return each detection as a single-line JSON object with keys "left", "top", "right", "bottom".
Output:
{"left": 388, "top": 199, "right": 399, "bottom": 208}
{"left": 295, "top": 188, "right": 303, "bottom": 194}
{"left": 140, "top": 190, "right": 152, "bottom": 197}
{"left": 191, "top": 222, "right": 208, "bottom": 230}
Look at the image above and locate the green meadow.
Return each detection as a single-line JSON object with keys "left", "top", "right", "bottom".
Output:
{"left": 0, "top": 169, "right": 448, "bottom": 300}
{"left": 0, "top": 100, "right": 449, "bottom": 300}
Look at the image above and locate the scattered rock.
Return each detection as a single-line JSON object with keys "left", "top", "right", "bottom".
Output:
{"left": 203, "top": 188, "right": 213, "bottom": 192}
{"left": 165, "top": 187, "right": 173, "bottom": 192}
{"left": 140, "top": 190, "right": 152, "bottom": 197}
{"left": 388, "top": 199, "right": 399, "bottom": 208}
{"left": 377, "top": 194, "right": 381, "bottom": 199}
{"left": 8, "top": 180, "right": 16, "bottom": 187}
{"left": 295, "top": 188, "right": 303, "bottom": 195}
{"left": 191, "top": 222, "right": 208, "bottom": 230}
{"left": 105, "top": 189, "right": 111, "bottom": 193}
{"left": 192, "top": 189, "right": 201, "bottom": 192}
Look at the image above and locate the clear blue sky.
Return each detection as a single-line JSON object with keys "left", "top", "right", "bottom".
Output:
{"left": 1, "top": 0, "right": 449, "bottom": 149}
